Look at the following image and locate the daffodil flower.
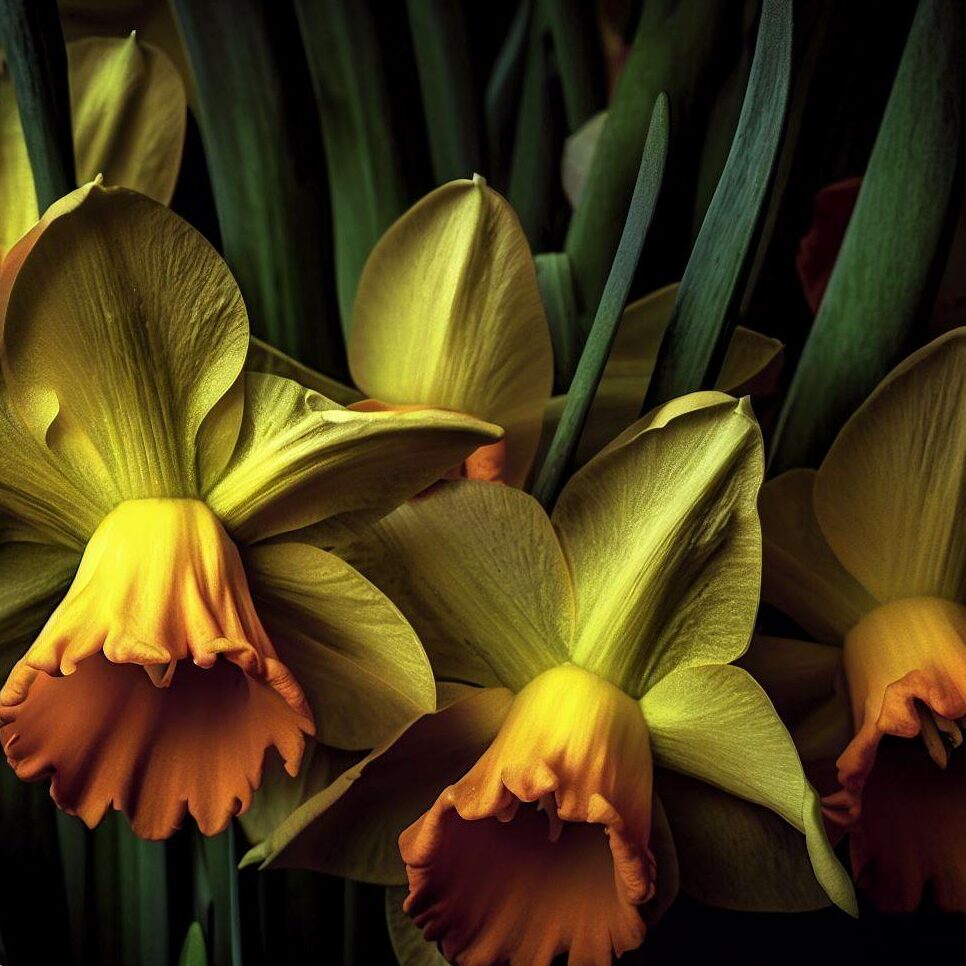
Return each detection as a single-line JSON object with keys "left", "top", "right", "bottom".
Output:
{"left": 243, "top": 393, "right": 854, "bottom": 965}
{"left": 342, "top": 174, "right": 554, "bottom": 486}
{"left": 754, "top": 328, "right": 966, "bottom": 911}
{"left": 0, "top": 182, "right": 501, "bottom": 840}
{"left": 0, "top": 32, "right": 185, "bottom": 258}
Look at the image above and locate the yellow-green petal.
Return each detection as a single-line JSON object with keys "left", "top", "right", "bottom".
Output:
{"left": 657, "top": 769, "right": 832, "bottom": 912}
{"left": 245, "top": 539, "right": 435, "bottom": 751}
{"left": 641, "top": 663, "right": 856, "bottom": 915}
{"left": 0, "top": 36, "right": 186, "bottom": 258}
{"left": 348, "top": 177, "right": 553, "bottom": 486}
{"left": 814, "top": 327, "right": 966, "bottom": 602}
{"left": 554, "top": 393, "right": 763, "bottom": 695}
{"left": 206, "top": 372, "right": 502, "bottom": 544}
{"left": 242, "top": 686, "right": 513, "bottom": 880}
{"left": 760, "top": 469, "right": 877, "bottom": 643}
{"left": 716, "top": 325, "right": 783, "bottom": 396}
{"left": 246, "top": 335, "right": 361, "bottom": 405}
{"left": 1, "top": 183, "right": 248, "bottom": 512}
{"left": 343, "top": 480, "right": 574, "bottom": 690}
{"left": 0, "top": 540, "right": 78, "bottom": 673}
{"left": 69, "top": 35, "right": 186, "bottom": 205}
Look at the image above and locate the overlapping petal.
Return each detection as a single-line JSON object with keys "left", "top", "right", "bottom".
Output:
{"left": 242, "top": 686, "right": 514, "bottom": 879}
{"left": 245, "top": 539, "right": 436, "bottom": 750}
{"left": 0, "top": 183, "right": 249, "bottom": 511}
{"left": 554, "top": 393, "right": 763, "bottom": 695}
{"left": 343, "top": 481, "right": 574, "bottom": 690}
{"left": 205, "top": 372, "right": 502, "bottom": 544}
{"left": 348, "top": 177, "right": 553, "bottom": 486}
{"left": 760, "top": 470, "right": 877, "bottom": 643}
{"left": 641, "top": 663, "right": 856, "bottom": 914}
{"left": 813, "top": 327, "right": 966, "bottom": 602}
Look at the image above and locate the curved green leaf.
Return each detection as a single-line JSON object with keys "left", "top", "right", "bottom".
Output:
{"left": 644, "top": 0, "right": 792, "bottom": 409}
{"left": 769, "top": 0, "right": 966, "bottom": 472}
{"left": 532, "top": 94, "right": 668, "bottom": 508}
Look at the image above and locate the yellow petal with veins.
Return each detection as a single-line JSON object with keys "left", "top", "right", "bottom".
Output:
{"left": 348, "top": 177, "right": 553, "bottom": 487}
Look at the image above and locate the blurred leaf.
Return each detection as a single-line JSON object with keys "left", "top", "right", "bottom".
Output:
{"left": 406, "top": 0, "right": 483, "bottom": 184}
{"left": 117, "top": 822, "right": 169, "bottom": 966}
{"left": 484, "top": 0, "right": 532, "bottom": 186}
{"left": 535, "top": 251, "right": 580, "bottom": 390}
{"left": 506, "top": 4, "right": 568, "bottom": 249}
{"left": 344, "top": 880, "right": 396, "bottom": 965}
{"left": 542, "top": 0, "right": 604, "bottom": 130}
{"left": 565, "top": 0, "right": 736, "bottom": 337}
{"left": 178, "top": 922, "right": 209, "bottom": 966}
{"left": 533, "top": 93, "right": 668, "bottom": 508}
{"left": 294, "top": 0, "right": 410, "bottom": 335}
{"left": 56, "top": 811, "right": 87, "bottom": 963}
{"left": 769, "top": 0, "right": 966, "bottom": 471}
{"left": 193, "top": 826, "right": 242, "bottom": 966}
{"left": 170, "top": 0, "right": 344, "bottom": 373}
{"left": 0, "top": 0, "right": 74, "bottom": 210}
{"left": 644, "top": 0, "right": 792, "bottom": 409}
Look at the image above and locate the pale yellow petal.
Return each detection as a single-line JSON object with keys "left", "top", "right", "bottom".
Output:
{"left": 641, "top": 664, "right": 856, "bottom": 914}
{"left": 554, "top": 392, "right": 763, "bottom": 695}
{"left": 716, "top": 326, "right": 783, "bottom": 396}
{"left": 1, "top": 183, "right": 248, "bottom": 511}
{"left": 760, "top": 469, "right": 877, "bottom": 643}
{"left": 343, "top": 480, "right": 574, "bottom": 690}
{"left": 245, "top": 539, "right": 435, "bottom": 751}
{"left": 348, "top": 177, "right": 553, "bottom": 486}
{"left": 69, "top": 35, "right": 186, "bottom": 205}
{"left": 0, "top": 64, "right": 38, "bottom": 256}
{"left": 206, "top": 372, "right": 502, "bottom": 544}
{"left": 814, "top": 328, "right": 966, "bottom": 601}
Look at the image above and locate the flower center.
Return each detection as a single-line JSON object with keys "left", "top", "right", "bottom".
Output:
{"left": 399, "top": 664, "right": 655, "bottom": 966}
{"left": 0, "top": 498, "right": 313, "bottom": 837}
{"left": 843, "top": 597, "right": 966, "bottom": 771}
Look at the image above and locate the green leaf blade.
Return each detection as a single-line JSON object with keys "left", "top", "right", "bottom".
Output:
{"left": 644, "top": 0, "right": 793, "bottom": 410}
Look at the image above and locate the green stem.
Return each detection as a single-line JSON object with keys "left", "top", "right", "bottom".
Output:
{"left": 532, "top": 94, "right": 669, "bottom": 509}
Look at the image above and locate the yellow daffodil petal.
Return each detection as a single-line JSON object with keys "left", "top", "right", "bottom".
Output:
{"left": 554, "top": 393, "right": 763, "bottom": 695}
{"left": 1, "top": 183, "right": 249, "bottom": 514}
{"left": 343, "top": 480, "right": 574, "bottom": 690}
{"left": 0, "top": 381, "right": 103, "bottom": 549}
{"left": 206, "top": 372, "right": 502, "bottom": 544}
{"left": 716, "top": 326, "right": 783, "bottom": 397}
{"left": 0, "top": 541, "right": 78, "bottom": 670}
{"left": 641, "top": 663, "right": 856, "bottom": 915}
{"left": 244, "top": 540, "right": 435, "bottom": 751}
{"left": 813, "top": 327, "right": 966, "bottom": 601}
{"left": 246, "top": 336, "right": 362, "bottom": 405}
{"left": 656, "top": 770, "right": 832, "bottom": 912}
{"left": 69, "top": 35, "right": 186, "bottom": 205}
{"left": 760, "top": 469, "right": 877, "bottom": 643}
{"left": 348, "top": 177, "right": 553, "bottom": 487}
{"left": 241, "top": 686, "right": 514, "bottom": 880}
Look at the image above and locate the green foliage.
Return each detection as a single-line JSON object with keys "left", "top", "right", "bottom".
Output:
{"left": 532, "top": 94, "right": 668, "bottom": 508}
{"left": 644, "top": 0, "right": 792, "bottom": 409}
{"left": 769, "top": 0, "right": 966, "bottom": 472}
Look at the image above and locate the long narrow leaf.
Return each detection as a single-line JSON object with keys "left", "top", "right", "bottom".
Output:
{"left": 117, "top": 825, "right": 169, "bottom": 966}
{"left": 644, "top": 0, "right": 792, "bottom": 409}
{"left": 542, "top": 0, "right": 604, "bottom": 131}
{"left": 170, "top": 0, "right": 344, "bottom": 373}
{"left": 179, "top": 923, "right": 209, "bottom": 966}
{"left": 193, "top": 826, "right": 243, "bottom": 966}
{"left": 533, "top": 94, "right": 669, "bottom": 508}
{"left": 564, "top": 0, "right": 736, "bottom": 338}
{"left": 0, "top": 0, "right": 74, "bottom": 209}
{"left": 406, "top": 0, "right": 483, "bottom": 184}
{"left": 769, "top": 0, "right": 966, "bottom": 472}
{"left": 295, "top": 0, "right": 410, "bottom": 334}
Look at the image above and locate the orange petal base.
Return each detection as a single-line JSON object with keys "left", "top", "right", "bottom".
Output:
{"left": 0, "top": 498, "right": 314, "bottom": 838}
{"left": 399, "top": 664, "right": 654, "bottom": 966}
